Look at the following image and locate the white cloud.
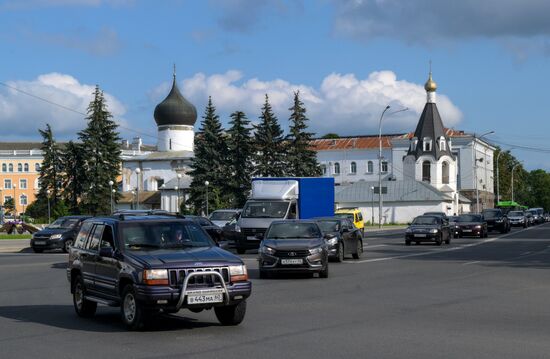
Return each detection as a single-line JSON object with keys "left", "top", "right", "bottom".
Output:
{"left": 0, "top": 73, "right": 126, "bottom": 139}
{"left": 151, "top": 70, "right": 462, "bottom": 136}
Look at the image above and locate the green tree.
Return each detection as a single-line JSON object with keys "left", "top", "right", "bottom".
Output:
{"left": 226, "top": 110, "right": 253, "bottom": 207}
{"left": 3, "top": 198, "right": 14, "bottom": 215}
{"left": 78, "top": 85, "right": 121, "bottom": 215}
{"left": 286, "top": 91, "right": 321, "bottom": 177}
{"left": 253, "top": 94, "right": 286, "bottom": 177}
{"left": 321, "top": 133, "right": 340, "bottom": 139}
{"left": 189, "top": 97, "right": 230, "bottom": 214}
{"left": 525, "top": 169, "right": 550, "bottom": 211}
{"left": 36, "top": 124, "right": 64, "bottom": 218}
{"left": 62, "top": 141, "right": 87, "bottom": 214}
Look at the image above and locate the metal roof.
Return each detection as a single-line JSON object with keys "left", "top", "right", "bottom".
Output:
{"left": 335, "top": 180, "right": 454, "bottom": 203}
{"left": 407, "top": 103, "right": 454, "bottom": 160}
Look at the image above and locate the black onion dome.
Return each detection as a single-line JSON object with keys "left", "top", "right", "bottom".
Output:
{"left": 154, "top": 78, "right": 197, "bottom": 126}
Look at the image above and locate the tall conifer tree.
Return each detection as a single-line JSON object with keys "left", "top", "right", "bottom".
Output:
{"left": 226, "top": 111, "right": 253, "bottom": 207}
{"left": 78, "top": 86, "right": 121, "bottom": 215}
{"left": 189, "top": 97, "right": 229, "bottom": 213}
{"left": 37, "top": 124, "right": 63, "bottom": 207}
{"left": 286, "top": 91, "right": 321, "bottom": 176}
{"left": 253, "top": 94, "right": 286, "bottom": 177}
{"left": 62, "top": 141, "right": 87, "bottom": 214}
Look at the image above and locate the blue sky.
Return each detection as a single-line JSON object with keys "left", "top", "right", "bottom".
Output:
{"left": 1, "top": 0, "right": 550, "bottom": 170}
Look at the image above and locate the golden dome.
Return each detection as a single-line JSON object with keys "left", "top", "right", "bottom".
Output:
{"left": 424, "top": 72, "right": 437, "bottom": 92}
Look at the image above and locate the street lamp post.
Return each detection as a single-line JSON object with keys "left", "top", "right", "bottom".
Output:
{"left": 474, "top": 131, "right": 495, "bottom": 212}
{"left": 135, "top": 168, "right": 141, "bottom": 210}
{"left": 131, "top": 190, "right": 136, "bottom": 209}
{"left": 204, "top": 181, "right": 210, "bottom": 217}
{"left": 177, "top": 173, "right": 182, "bottom": 214}
{"left": 12, "top": 184, "right": 17, "bottom": 220}
{"left": 370, "top": 186, "right": 375, "bottom": 226}
{"left": 511, "top": 163, "right": 521, "bottom": 202}
{"left": 108, "top": 180, "right": 114, "bottom": 214}
{"left": 46, "top": 189, "right": 51, "bottom": 224}
{"left": 174, "top": 186, "right": 179, "bottom": 213}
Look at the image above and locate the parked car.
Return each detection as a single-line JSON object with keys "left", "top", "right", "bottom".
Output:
{"left": 209, "top": 209, "right": 241, "bottom": 228}
{"left": 67, "top": 215, "right": 251, "bottom": 330}
{"left": 31, "top": 216, "right": 91, "bottom": 253}
{"left": 423, "top": 212, "right": 450, "bottom": 222}
{"left": 482, "top": 209, "right": 510, "bottom": 233}
{"left": 449, "top": 216, "right": 461, "bottom": 238}
{"left": 507, "top": 210, "right": 528, "bottom": 228}
{"left": 456, "top": 214, "right": 488, "bottom": 238}
{"left": 405, "top": 215, "right": 452, "bottom": 245}
{"left": 314, "top": 217, "right": 363, "bottom": 262}
{"left": 334, "top": 208, "right": 365, "bottom": 234}
{"left": 527, "top": 208, "right": 544, "bottom": 224}
{"left": 184, "top": 215, "right": 224, "bottom": 244}
{"left": 258, "top": 220, "right": 329, "bottom": 278}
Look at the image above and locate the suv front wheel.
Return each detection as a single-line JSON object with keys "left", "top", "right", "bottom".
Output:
{"left": 121, "top": 285, "right": 148, "bottom": 330}
{"left": 73, "top": 275, "right": 97, "bottom": 318}
{"left": 214, "top": 300, "right": 247, "bottom": 326}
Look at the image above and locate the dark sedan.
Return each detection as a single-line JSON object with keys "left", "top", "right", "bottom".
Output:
{"left": 456, "top": 214, "right": 488, "bottom": 238}
{"left": 449, "top": 216, "right": 461, "bottom": 238}
{"left": 258, "top": 220, "right": 329, "bottom": 278}
{"left": 405, "top": 215, "right": 452, "bottom": 245}
{"left": 185, "top": 215, "right": 224, "bottom": 244}
{"left": 482, "top": 209, "right": 510, "bottom": 233}
{"left": 31, "top": 216, "right": 91, "bottom": 253}
{"left": 315, "top": 217, "right": 363, "bottom": 262}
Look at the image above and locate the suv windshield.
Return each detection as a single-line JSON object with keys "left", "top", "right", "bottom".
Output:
{"left": 210, "top": 211, "right": 237, "bottom": 220}
{"left": 120, "top": 221, "right": 213, "bottom": 250}
{"left": 49, "top": 218, "right": 80, "bottom": 229}
{"left": 242, "top": 201, "right": 289, "bottom": 218}
{"left": 508, "top": 211, "right": 524, "bottom": 217}
{"left": 412, "top": 216, "right": 439, "bottom": 225}
{"left": 335, "top": 213, "right": 354, "bottom": 221}
{"left": 482, "top": 210, "right": 501, "bottom": 219}
{"left": 316, "top": 220, "right": 340, "bottom": 233}
{"left": 266, "top": 222, "right": 321, "bottom": 239}
{"left": 458, "top": 215, "right": 482, "bottom": 222}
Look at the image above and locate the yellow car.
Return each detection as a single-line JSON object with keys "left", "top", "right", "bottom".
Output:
{"left": 335, "top": 208, "right": 365, "bottom": 233}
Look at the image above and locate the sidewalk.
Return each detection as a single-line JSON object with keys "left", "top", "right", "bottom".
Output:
{"left": 0, "top": 239, "right": 31, "bottom": 253}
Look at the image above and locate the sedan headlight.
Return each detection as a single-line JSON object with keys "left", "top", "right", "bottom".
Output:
{"left": 326, "top": 236, "right": 338, "bottom": 246}
{"left": 143, "top": 269, "right": 169, "bottom": 286}
{"left": 474, "top": 225, "right": 481, "bottom": 229}
{"left": 229, "top": 264, "right": 248, "bottom": 282}
{"left": 260, "top": 245, "right": 276, "bottom": 255}
{"left": 50, "top": 234, "right": 63, "bottom": 239}
{"left": 309, "top": 246, "right": 324, "bottom": 255}
{"left": 430, "top": 229, "right": 439, "bottom": 234}
{"left": 234, "top": 224, "right": 241, "bottom": 233}
{"left": 496, "top": 219, "right": 503, "bottom": 223}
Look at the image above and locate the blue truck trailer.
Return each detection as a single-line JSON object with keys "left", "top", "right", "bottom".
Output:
{"left": 235, "top": 177, "right": 335, "bottom": 254}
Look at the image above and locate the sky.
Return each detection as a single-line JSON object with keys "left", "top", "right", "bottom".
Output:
{"left": 1, "top": 0, "right": 550, "bottom": 170}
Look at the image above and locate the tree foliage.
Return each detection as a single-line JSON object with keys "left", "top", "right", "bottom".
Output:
{"left": 38, "top": 124, "right": 63, "bottom": 207}
{"left": 62, "top": 141, "right": 87, "bottom": 214}
{"left": 253, "top": 94, "right": 286, "bottom": 177}
{"left": 226, "top": 111, "right": 254, "bottom": 207}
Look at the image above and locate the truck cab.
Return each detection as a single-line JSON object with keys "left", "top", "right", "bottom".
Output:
{"left": 235, "top": 178, "right": 334, "bottom": 254}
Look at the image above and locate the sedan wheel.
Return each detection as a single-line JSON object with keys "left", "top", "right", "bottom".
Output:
{"left": 352, "top": 240, "right": 362, "bottom": 259}
{"left": 336, "top": 242, "right": 344, "bottom": 262}
{"left": 63, "top": 239, "right": 73, "bottom": 253}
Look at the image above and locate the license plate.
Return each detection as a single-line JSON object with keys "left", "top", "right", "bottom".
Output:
{"left": 414, "top": 234, "right": 427, "bottom": 238}
{"left": 186, "top": 289, "right": 224, "bottom": 304}
{"left": 463, "top": 229, "right": 472, "bottom": 233}
{"left": 34, "top": 241, "right": 46, "bottom": 245}
{"left": 281, "top": 258, "right": 303, "bottom": 265}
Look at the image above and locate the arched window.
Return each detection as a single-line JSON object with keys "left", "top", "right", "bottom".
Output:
{"left": 439, "top": 137, "right": 446, "bottom": 151}
{"left": 24, "top": 163, "right": 29, "bottom": 172}
{"left": 423, "top": 137, "right": 432, "bottom": 152}
{"left": 350, "top": 162, "right": 357, "bottom": 174}
{"left": 422, "top": 161, "right": 431, "bottom": 182}
{"left": 321, "top": 165, "right": 327, "bottom": 175}
{"left": 8, "top": 164, "right": 13, "bottom": 172}
{"left": 17, "top": 163, "right": 22, "bottom": 172}
{"left": 35, "top": 163, "right": 40, "bottom": 172}
{"left": 1, "top": 164, "right": 5, "bottom": 172}
{"left": 334, "top": 162, "right": 340, "bottom": 175}
{"left": 367, "top": 161, "right": 373, "bottom": 173}
{"left": 442, "top": 162, "right": 450, "bottom": 184}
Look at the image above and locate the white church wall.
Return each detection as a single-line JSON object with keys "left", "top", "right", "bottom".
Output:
{"left": 337, "top": 200, "right": 450, "bottom": 224}
{"left": 123, "top": 160, "right": 190, "bottom": 192}
{"left": 157, "top": 125, "right": 194, "bottom": 152}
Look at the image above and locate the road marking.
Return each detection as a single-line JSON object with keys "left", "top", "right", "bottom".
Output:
{"left": 346, "top": 225, "right": 534, "bottom": 264}
{"left": 520, "top": 251, "right": 532, "bottom": 256}
{"left": 365, "top": 244, "right": 387, "bottom": 248}
{"left": 463, "top": 261, "right": 481, "bottom": 265}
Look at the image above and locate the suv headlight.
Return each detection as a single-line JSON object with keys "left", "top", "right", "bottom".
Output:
{"left": 229, "top": 264, "right": 248, "bottom": 282}
{"left": 405, "top": 228, "right": 412, "bottom": 233}
{"left": 143, "top": 269, "right": 169, "bottom": 286}
{"left": 326, "top": 237, "right": 338, "bottom": 246}
{"left": 309, "top": 246, "right": 324, "bottom": 255}
{"left": 50, "top": 234, "right": 63, "bottom": 239}
{"left": 260, "top": 245, "right": 276, "bottom": 255}
{"left": 430, "top": 229, "right": 439, "bottom": 234}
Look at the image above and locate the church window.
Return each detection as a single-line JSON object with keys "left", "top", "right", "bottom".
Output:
{"left": 169, "top": 138, "right": 172, "bottom": 150}
{"left": 367, "top": 161, "right": 374, "bottom": 173}
{"left": 334, "top": 162, "right": 340, "bottom": 175}
{"left": 442, "top": 162, "right": 450, "bottom": 184}
{"left": 439, "top": 137, "right": 447, "bottom": 151}
{"left": 321, "top": 165, "right": 327, "bottom": 175}
{"left": 423, "top": 138, "right": 432, "bottom": 152}
{"left": 350, "top": 162, "right": 357, "bottom": 174}
{"left": 422, "top": 161, "right": 431, "bottom": 182}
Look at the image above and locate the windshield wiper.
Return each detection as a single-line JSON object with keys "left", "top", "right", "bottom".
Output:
{"left": 127, "top": 244, "right": 161, "bottom": 249}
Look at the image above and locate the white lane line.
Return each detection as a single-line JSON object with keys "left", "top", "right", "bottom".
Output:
{"left": 365, "top": 244, "right": 387, "bottom": 248}
{"left": 463, "top": 261, "right": 481, "bottom": 266}
{"left": 520, "top": 251, "right": 532, "bottom": 256}
{"left": 346, "top": 226, "right": 534, "bottom": 264}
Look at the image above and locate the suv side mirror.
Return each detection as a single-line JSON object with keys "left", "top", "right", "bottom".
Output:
{"left": 255, "top": 233, "right": 264, "bottom": 240}
{"left": 99, "top": 247, "right": 114, "bottom": 258}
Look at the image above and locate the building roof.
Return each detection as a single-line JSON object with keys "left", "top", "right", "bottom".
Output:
{"left": 310, "top": 136, "right": 396, "bottom": 151}
{"left": 118, "top": 191, "right": 160, "bottom": 204}
{"left": 407, "top": 102, "right": 454, "bottom": 160}
{"left": 160, "top": 176, "right": 192, "bottom": 190}
{"left": 335, "top": 180, "right": 454, "bottom": 203}
{"left": 154, "top": 75, "right": 197, "bottom": 127}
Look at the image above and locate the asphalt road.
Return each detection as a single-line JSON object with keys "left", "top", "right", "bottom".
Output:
{"left": 2, "top": 224, "right": 550, "bottom": 358}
